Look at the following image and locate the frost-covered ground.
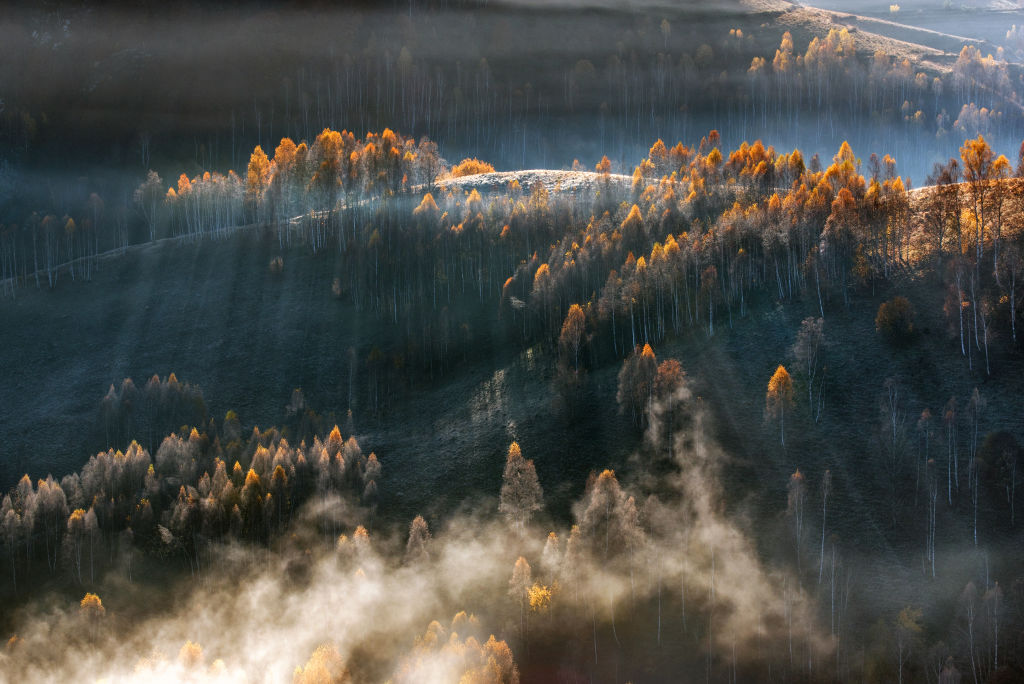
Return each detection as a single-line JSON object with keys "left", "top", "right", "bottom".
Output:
{"left": 439, "top": 170, "right": 632, "bottom": 196}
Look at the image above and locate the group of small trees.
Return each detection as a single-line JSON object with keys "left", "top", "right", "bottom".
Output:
{"left": 100, "top": 373, "right": 207, "bottom": 450}
{"left": 922, "top": 135, "right": 1024, "bottom": 373}
{"left": 0, "top": 418, "right": 381, "bottom": 588}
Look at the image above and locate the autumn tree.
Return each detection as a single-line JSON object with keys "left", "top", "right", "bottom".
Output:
{"left": 509, "top": 556, "right": 532, "bottom": 641}
{"left": 80, "top": 592, "right": 105, "bottom": 639}
{"left": 558, "top": 303, "right": 586, "bottom": 372}
{"left": 766, "top": 365, "right": 794, "bottom": 446}
{"left": 246, "top": 145, "right": 271, "bottom": 224}
{"left": 578, "top": 469, "right": 642, "bottom": 642}
{"left": 178, "top": 640, "right": 204, "bottom": 671}
{"left": 66, "top": 508, "right": 85, "bottom": 584}
{"left": 960, "top": 135, "right": 994, "bottom": 266}
{"left": 293, "top": 644, "right": 350, "bottom": 684}
{"left": 616, "top": 343, "right": 658, "bottom": 428}
{"left": 555, "top": 304, "right": 588, "bottom": 406}
{"left": 651, "top": 358, "right": 687, "bottom": 455}
{"left": 498, "top": 442, "right": 543, "bottom": 531}
{"left": 405, "top": 515, "right": 431, "bottom": 564}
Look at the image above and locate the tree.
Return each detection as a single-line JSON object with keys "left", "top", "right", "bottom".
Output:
{"left": 509, "top": 556, "right": 532, "bottom": 641}
{"left": 293, "top": 643, "right": 350, "bottom": 684}
{"left": 133, "top": 170, "right": 164, "bottom": 241}
{"left": 983, "top": 582, "right": 1004, "bottom": 672}
{"left": 578, "top": 468, "right": 644, "bottom": 619}
{"left": 246, "top": 146, "right": 271, "bottom": 223}
{"left": 876, "top": 296, "right": 915, "bottom": 343}
{"left": 66, "top": 508, "right": 85, "bottom": 584}
{"left": 555, "top": 304, "right": 588, "bottom": 407}
{"left": 894, "top": 606, "right": 923, "bottom": 684}
{"left": 791, "top": 317, "right": 825, "bottom": 422}
{"left": 818, "top": 469, "right": 832, "bottom": 584}
{"left": 787, "top": 469, "right": 807, "bottom": 574}
{"left": 766, "top": 365, "right": 794, "bottom": 446}
{"left": 84, "top": 506, "right": 98, "bottom": 583}
{"left": 404, "top": 515, "right": 431, "bottom": 564}
{"left": 999, "top": 243, "right": 1022, "bottom": 344}
{"left": 498, "top": 442, "right": 543, "bottom": 531}
{"left": 80, "top": 592, "right": 105, "bottom": 639}
{"left": 652, "top": 358, "right": 687, "bottom": 455}
{"left": 616, "top": 344, "right": 658, "bottom": 428}
{"left": 558, "top": 304, "right": 586, "bottom": 372}
{"left": 540, "top": 531, "right": 560, "bottom": 583}
{"left": 178, "top": 640, "right": 204, "bottom": 670}
{"left": 1, "top": 501, "right": 19, "bottom": 592}
{"left": 959, "top": 582, "right": 980, "bottom": 683}
{"left": 960, "top": 135, "right": 994, "bottom": 266}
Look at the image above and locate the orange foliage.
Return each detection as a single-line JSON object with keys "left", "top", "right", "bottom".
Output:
{"left": 450, "top": 158, "right": 496, "bottom": 177}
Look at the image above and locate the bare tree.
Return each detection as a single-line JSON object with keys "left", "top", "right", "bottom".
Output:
{"left": 792, "top": 317, "right": 824, "bottom": 422}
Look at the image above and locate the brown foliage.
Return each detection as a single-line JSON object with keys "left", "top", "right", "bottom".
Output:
{"left": 875, "top": 296, "right": 915, "bottom": 342}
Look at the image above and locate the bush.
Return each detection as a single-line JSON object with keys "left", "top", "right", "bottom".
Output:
{"left": 450, "top": 158, "right": 495, "bottom": 177}
{"left": 875, "top": 296, "right": 914, "bottom": 342}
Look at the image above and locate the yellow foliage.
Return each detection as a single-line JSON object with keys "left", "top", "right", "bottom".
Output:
{"left": 528, "top": 583, "right": 552, "bottom": 612}
{"left": 80, "top": 593, "right": 105, "bottom": 617}
{"left": 766, "top": 365, "right": 793, "bottom": 405}
{"left": 178, "top": 640, "right": 204, "bottom": 668}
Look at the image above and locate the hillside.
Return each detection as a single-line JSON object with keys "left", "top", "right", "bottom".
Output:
{"left": 4, "top": 0, "right": 1024, "bottom": 680}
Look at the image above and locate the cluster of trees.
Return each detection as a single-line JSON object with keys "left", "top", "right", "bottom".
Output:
{"left": 70, "top": 128, "right": 1024, "bottom": 404}
{"left": 100, "top": 373, "right": 207, "bottom": 451}
{"left": 159, "top": 129, "right": 446, "bottom": 245}
{"left": 392, "top": 614, "right": 519, "bottom": 684}
{"left": 0, "top": 416, "right": 380, "bottom": 589}
{"left": 0, "top": 196, "right": 113, "bottom": 291}
{"left": 746, "top": 31, "right": 1018, "bottom": 144}
{"left": 2, "top": 387, "right": 1022, "bottom": 681}
{"left": 481, "top": 435, "right": 1020, "bottom": 681}
{"left": 5, "top": 129, "right": 1024, "bottom": 408}
{"left": 9, "top": 10, "right": 1024, "bottom": 296}
{"left": 920, "top": 137, "right": 1024, "bottom": 374}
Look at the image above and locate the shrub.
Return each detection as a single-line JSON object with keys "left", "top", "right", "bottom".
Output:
{"left": 876, "top": 296, "right": 914, "bottom": 342}
{"left": 450, "top": 158, "right": 495, "bottom": 177}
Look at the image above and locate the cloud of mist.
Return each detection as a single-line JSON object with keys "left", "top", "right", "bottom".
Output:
{"left": 1, "top": 514, "right": 527, "bottom": 683}
{"left": 652, "top": 397, "right": 831, "bottom": 658}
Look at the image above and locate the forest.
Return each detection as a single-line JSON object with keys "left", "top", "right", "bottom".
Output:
{"left": 2, "top": 1, "right": 1024, "bottom": 683}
